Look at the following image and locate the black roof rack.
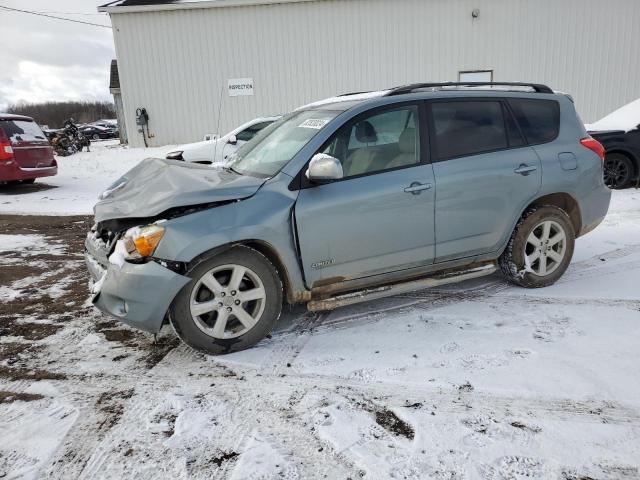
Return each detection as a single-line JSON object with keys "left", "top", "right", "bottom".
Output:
{"left": 386, "top": 82, "right": 554, "bottom": 96}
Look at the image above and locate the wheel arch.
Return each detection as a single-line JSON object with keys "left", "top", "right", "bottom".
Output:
{"left": 185, "top": 240, "right": 301, "bottom": 305}
{"left": 242, "top": 240, "right": 302, "bottom": 304}
{"left": 525, "top": 193, "right": 582, "bottom": 236}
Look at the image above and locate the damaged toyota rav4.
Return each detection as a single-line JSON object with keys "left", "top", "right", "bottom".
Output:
{"left": 86, "top": 82, "right": 611, "bottom": 355}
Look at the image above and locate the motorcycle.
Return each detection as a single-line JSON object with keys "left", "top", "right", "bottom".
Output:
{"left": 49, "top": 119, "right": 91, "bottom": 156}
{"left": 50, "top": 131, "right": 76, "bottom": 157}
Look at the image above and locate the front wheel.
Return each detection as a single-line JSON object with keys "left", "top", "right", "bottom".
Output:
{"left": 499, "top": 206, "right": 575, "bottom": 288}
{"left": 169, "top": 246, "right": 282, "bottom": 355}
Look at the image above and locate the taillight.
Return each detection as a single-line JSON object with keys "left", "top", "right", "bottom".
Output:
{"left": 0, "top": 128, "right": 13, "bottom": 161}
{"left": 580, "top": 137, "right": 605, "bottom": 161}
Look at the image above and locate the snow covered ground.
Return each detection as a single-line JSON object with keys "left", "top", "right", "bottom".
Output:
{"left": 0, "top": 144, "right": 639, "bottom": 479}
{"left": 0, "top": 140, "right": 176, "bottom": 216}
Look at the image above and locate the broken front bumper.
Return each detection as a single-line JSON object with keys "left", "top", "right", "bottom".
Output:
{"left": 84, "top": 234, "right": 190, "bottom": 333}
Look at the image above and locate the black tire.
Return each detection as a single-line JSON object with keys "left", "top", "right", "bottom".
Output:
{"left": 92, "top": 133, "right": 100, "bottom": 140}
{"left": 169, "top": 246, "right": 282, "bottom": 355}
{"left": 499, "top": 206, "right": 575, "bottom": 288}
{"left": 21, "top": 179, "right": 36, "bottom": 184}
{"left": 604, "top": 153, "right": 634, "bottom": 189}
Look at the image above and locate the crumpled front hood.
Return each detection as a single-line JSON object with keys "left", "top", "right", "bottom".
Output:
{"left": 94, "top": 158, "right": 265, "bottom": 222}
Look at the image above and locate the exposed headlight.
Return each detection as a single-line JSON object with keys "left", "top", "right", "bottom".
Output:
{"left": 166, "top": 151, "right": 184, "bottom": 160}
{"left": 110, "top": 224, "right": 166, "bottom": 266}
{"left": 127, "top": 224, "right": 165, "bottom": 258}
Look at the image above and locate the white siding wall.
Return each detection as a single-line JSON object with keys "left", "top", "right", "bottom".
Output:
{"left": 110, "top": 0, "right": 640, "bottom": 147}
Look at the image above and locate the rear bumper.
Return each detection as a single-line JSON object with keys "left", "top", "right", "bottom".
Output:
{"left": 85, "top": 235, "right": 190, "bottom": 333}
{"left": 578, "top": 184, "right": 612, "bottom": 237}
{"left": 0, "top": 159, "right": 57, "bottom": 182}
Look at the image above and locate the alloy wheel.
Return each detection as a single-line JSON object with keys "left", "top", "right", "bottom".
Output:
{"left": 604, "top": 157, "right": 630, "bottom": 188}
{"left": 524, "top": 220, "right": 567, "bottom": 276}
{"left": 189, "top": 264, "right": 266, "bottom": 339}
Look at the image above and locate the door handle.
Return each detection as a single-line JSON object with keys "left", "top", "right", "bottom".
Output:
{"left": 514, "top": 164, "right": 537, "bottom": 176}
{"left": 404, "top": 182, "right": 432, "bottom": 194}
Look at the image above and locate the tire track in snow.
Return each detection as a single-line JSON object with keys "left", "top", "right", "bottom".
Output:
{"left": 210, "top": 363, "right": 640, "bottom": 426}
{"left": 258, "top": 310, "right": 329, "bottom": 372}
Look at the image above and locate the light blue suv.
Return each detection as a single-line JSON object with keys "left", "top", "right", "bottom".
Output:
{"left": 86, "top": 82, "right": 611, "bottom": 354}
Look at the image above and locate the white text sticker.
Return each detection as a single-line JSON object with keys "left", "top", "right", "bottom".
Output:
{"left": 299, "top": 119, "right": 329, "bottom": 129}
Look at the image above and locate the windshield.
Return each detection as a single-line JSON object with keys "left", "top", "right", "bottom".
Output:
{"left": 229, "top": 109, "right": 339, "bottom": 177}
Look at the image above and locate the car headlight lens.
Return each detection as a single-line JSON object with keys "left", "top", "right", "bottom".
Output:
{"left": 166, "top": 151, "right": 184, "bottom": 160}
{"left": 124, "top": 224, "right": 165, "bottom": 259}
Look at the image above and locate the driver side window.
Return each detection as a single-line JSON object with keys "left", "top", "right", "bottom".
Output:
{"left": 322, "top": 105, "right": 420, "bottom": 178}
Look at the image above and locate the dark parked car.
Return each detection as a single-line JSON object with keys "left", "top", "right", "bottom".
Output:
{"left": 589, "top": 128, "right": 640, "bottom": 189}
{"left": 80, "top": 125, "right": 118, "bottom": 140}
{"left": 0, "top": 114, "right": 57, "bottom": 184}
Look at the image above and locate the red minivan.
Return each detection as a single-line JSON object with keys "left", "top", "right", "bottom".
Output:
{"left": 0, "top": 114, "right": 57, "bottom": 184}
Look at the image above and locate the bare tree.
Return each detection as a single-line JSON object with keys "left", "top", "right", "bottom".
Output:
{"left": 7, "top": 101, "right": 116, "bottom": 128}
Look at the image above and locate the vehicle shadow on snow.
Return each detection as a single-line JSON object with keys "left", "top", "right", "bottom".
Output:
{"left": 0, "top": 183, "right": 58, "bottom": 195}
{"left": 233, "top": 274, "right": 505, "bottom": 360}
{"left": 272, "top": 274, "right": 504, "bottom": 335}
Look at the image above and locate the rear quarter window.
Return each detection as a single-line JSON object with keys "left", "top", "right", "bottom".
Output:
{"left": 508, "top": 99, "right": 560, "bottom": 144}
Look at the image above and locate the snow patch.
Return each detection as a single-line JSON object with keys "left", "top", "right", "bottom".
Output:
{"left": 586, "top": 97, "right": 640, "bottom": 132}
{"left": 108, "top": 239, "right": 129, "bottom": 268}
{"left": 0, "top": 399, "right": 79, "bottom": 480}
{"left": 230, "top": 432, "right": 299, "bottom": 480}
{"left": 0, "top": 234, "right": 66, "bottom": 256}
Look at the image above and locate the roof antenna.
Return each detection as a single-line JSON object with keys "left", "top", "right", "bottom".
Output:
{"left": 213, "top": 84, "right": 225, "bottom": 165}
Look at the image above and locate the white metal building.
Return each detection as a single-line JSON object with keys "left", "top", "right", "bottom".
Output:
{"left": 100, "top": 0, "right": 640, "bottom": 148}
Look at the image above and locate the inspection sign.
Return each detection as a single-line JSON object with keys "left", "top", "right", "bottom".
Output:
{"left": 228, "top": 78, "right": 254, "bottom": 97}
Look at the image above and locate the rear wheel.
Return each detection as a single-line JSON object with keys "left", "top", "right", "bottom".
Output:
{"left": 604, "top": 153, "right": 634, "bottom": 189}
{"left": 169, "top": 246, "right": 282, "bottom": 355}
{"left": 92, "top": 133, "right": 100, "bottom": 140}
{"left": 21, "top": 179, "right": 36, "bottom": 184}
{"left": 499, "top": 206, "right": 575, "bottom": 288}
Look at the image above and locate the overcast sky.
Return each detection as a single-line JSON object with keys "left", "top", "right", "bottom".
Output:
{"left": 0, "top": 0, "right": 115, "bottom": 110}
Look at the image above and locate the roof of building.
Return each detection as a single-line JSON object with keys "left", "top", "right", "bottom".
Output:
{"left": 99, "top": 0, "right": 322, "bottom": 13}
{"left": 109, "top": 59, "right": 120, "bottom": 90}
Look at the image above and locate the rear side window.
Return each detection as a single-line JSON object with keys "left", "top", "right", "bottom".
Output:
{"left": 0, "top": 120, "right": 46, "bottom": 143}
{"left": 508, "top": 99, "right": 560, "bottom": 144}
{"left": 430, "top": 101, "right": 508, "bottom": 159}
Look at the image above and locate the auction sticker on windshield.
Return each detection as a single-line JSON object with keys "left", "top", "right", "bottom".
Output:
{"left": 299, "top": 119, "right": 330, "bottom": 129}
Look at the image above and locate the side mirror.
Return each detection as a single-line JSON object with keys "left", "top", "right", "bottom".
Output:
{"left": 305, "top": 153, "right": 344, "bottom": 183}
{"left": 228, "top": 134, "right": 237, "bottom": 145}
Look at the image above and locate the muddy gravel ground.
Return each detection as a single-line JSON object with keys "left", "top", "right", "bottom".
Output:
{"left": 1, "top": 209, "right": 640, "bottom": 480}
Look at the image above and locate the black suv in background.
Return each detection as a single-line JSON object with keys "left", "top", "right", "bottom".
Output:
{"left": 590, "top": 128, "right": 640, "bottom": 189}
